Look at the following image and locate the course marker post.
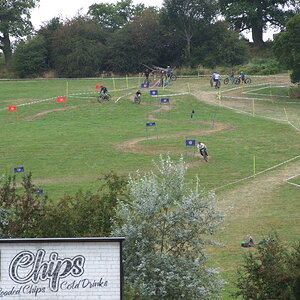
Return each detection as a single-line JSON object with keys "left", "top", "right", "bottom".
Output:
{"left": 141, "top": 83, "right": 149, "bottom": 88}
{"left": 8, "top": 106, "right": 18, "bottom": 121}
{"left": 14, "top": 167, "right": 25, "bottom": 174}
{"left": 217, "top": 90, "right": 221, "bottom": 101}
{"left": 113, "top": 78, "right": 116, "bottom": 91}
{"left": 188, "top": 83, "right": 191, "bottom": 93}
{"left": 126, "top": 75, "right": 129, "bottom": 88}
{"left": 160, "top": 98, "right": 170, "bottom": 114}
{"left": 253, "top": 155, "right": 256, "bottom": 177}
{"left": 252, "top": 99, "right": 255, "bottom": 117}
{"left": 66, "top": 81, "right": 69, "bottom": 99}
{"left": 211, "top": 111, "right": 217, "bottom": 128}
{"left": 56, "top": 96, "right": 67, "bottom": 110}
{"left": 146, "top": 122, "right": 158, "bottom": 139}
{"left": 185, "top": 137, "right": 196, "bottom": 157}
{"left": 284, "top": 108, "right": 289, "bottom": 122}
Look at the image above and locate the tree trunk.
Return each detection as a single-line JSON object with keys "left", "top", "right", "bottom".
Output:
{"left": 252, "top": 24, "right": 264, "bottom": 48}
{"left": 2, "top": 32, "right": 12, "bottom": 70}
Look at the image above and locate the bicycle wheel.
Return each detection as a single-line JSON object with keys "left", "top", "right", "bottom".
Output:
{"left": 234, "top": 78, "right": 240, "bottom": 84}
{"left": 170, "top": 74, "right": 177, "bottom": 81}
{"left": 245, "top": 78, "right": 252, "bottom": 84}
{"left": 105, "top": 94, "right": 112, "bottom": 101}
{"left": 224, "top": 78, "right": 229, "bottom": 85}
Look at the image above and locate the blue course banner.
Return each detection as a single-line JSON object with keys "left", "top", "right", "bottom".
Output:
{"left": 186, "top": 140, "right": 196, "bottom": 146}
{"left": 14, "top": 167, "right": 25, "bottom": 173}
{"left": 141, "top": 83, "right": 149, "bottom": 88}
{"left": 150, "top": 90, "right": 158, "bottom": 96}
{"left": 146, "top": 122, "right": 156, "bottom": 127}
{"left": 161, "top": 98, "right": 169, "bottom": 103}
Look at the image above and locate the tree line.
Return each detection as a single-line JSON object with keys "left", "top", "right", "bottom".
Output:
{"left": 0, "top": 0, "right": 299, "bottom": 80}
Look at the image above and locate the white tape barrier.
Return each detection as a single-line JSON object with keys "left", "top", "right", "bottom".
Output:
{"left": 284, "top": 174, "right": 300, "bottom": 188}
{"left": 215, "top": 155, "right": 300, "bottom": 191}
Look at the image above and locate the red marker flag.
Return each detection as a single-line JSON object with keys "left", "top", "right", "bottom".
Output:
{"left": 8, "top": 106, "right": 17, "bottom": 111}
{"left": 96, "top": 85, "right": 103, "bottom": 89}
{"left": 57, "top": 97, "right": 67, "bottom": 103}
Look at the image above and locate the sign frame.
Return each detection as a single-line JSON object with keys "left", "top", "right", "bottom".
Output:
{"left": 0, "top": 237, "right": 125, "bottom": 300}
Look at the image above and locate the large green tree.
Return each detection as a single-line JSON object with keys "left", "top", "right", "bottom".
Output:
{"left": 88, "top": 0, "right": 145, "bottom": 30}
{"left": 161, "top": 0, "right": 218, "bottom": 63}
{"left": 0, "top": 0, "right": 39, "bottom": 69}
{"left": 113, "top": 156, "right": 224, "bottom": 299}
{"left": 13, "top": 35, "right": 48, "bottom": 77}
{"left": 51, "top": 17, "right": 108, "bottom": 77}
{"left": 273, "top": 14, "right": 300, "bottom": 84}
{"left": 107, "top": 9, "right": 171, "bottom": 72}
{"left": 219, "top": 0, "right": 299, "bottom": 48}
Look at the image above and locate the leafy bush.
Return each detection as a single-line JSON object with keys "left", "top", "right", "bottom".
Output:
{"left": 113, "top": 156, "right": 225, "bottom": 300}
{"left": 13, "top": 36, "right": 48, "bottom": 78}
{"left": 0, "top": 173, "right": 46, "bottom": 237}
{"left": 235, "top": 232, "right": 300, "bottom": 300}
{"left": 40, "top": 171, "right": 129, "bottom": 237}
{"left": 241, "top": 59, "right": 283, "bottom": 75}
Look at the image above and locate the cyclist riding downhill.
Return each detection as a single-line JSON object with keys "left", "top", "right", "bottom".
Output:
{"left": 134, "top": 89, "right": 142, "bottom": 104}
{"left": 197, "top": 141, "right": 208, "bottom": 162}
{"left": 98, "top": 86, "right": 111, "bottom": 103}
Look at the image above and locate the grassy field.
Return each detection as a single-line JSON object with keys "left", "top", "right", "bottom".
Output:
{"left": 0, "top": 76, "right": 299, "bottom": 298}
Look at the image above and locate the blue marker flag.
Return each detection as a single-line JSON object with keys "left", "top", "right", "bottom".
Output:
{"left": 186, "top": 140, "right": 196, "bottom": 146}
{"left": 161, "top": 98, "right": 169, "bottom": 103}
{"left": 146, "top": 122, "right": 156, "bottom": 127}
{"left": 14, "top": 167, "right": 25, "bottom": 173}
{"left": 150, "top": 90, "right": 158, "bottom": 96}
{"left": 141, "top": 83, "right": 149, "bottom": 88}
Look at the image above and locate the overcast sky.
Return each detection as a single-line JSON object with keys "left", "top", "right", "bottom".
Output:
{"left": 31, "top": 0, "right": 278, "bottom": 41}
{"left": 31, "top": 0, "right": 163, "bottom": 30}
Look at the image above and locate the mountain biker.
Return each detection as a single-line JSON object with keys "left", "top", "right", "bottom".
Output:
{"left": 197, "top": 141, "right": 208, "bottom": 158}
{"left": 134, "top": 89, "right": 141, "bottom": 104}
{"left": 240, "top": 71, "right": 245, "bottom": 83}
{"left": 100, "top": 86, "right": 108, "bottom": 95}
{"left": 214, "top": 72, "right": 221, "bottom": 88}
{"left": 166, "top": 66, "right": 172, "bottom": 79}
{"left": 160, "top": 70, "right": 167, "bottom": 87}
{"left": 144, "top": 69, "right": 150, "bottom": 81}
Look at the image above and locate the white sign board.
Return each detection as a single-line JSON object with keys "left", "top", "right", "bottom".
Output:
{"left": 0, "top": 238, "right": 124, "bottom": 300}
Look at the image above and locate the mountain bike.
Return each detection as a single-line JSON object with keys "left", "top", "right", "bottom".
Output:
{"left": 134, "top": 94, "right": 141, "bottom": 104}
{"left": 144, "top": 77, "right": 151, "bottom": 85}
{"left": 223, "top": 77, "right": 238, "bottom": 85}
{"left": 170, "top": 73, "right": 177, "bottom": 81}
{"left": 200, "top": 149, "right": 208, "bottom": 162}
{"left": 98, "top": 93, "right": 111, "bottom": 103}
{"left": 235, "top": 77, "right": 252, "bottom": 84}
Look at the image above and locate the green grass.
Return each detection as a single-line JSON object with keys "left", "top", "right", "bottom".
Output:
{"left": 0, "top": 76, "right": 299, "bottom": 298}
